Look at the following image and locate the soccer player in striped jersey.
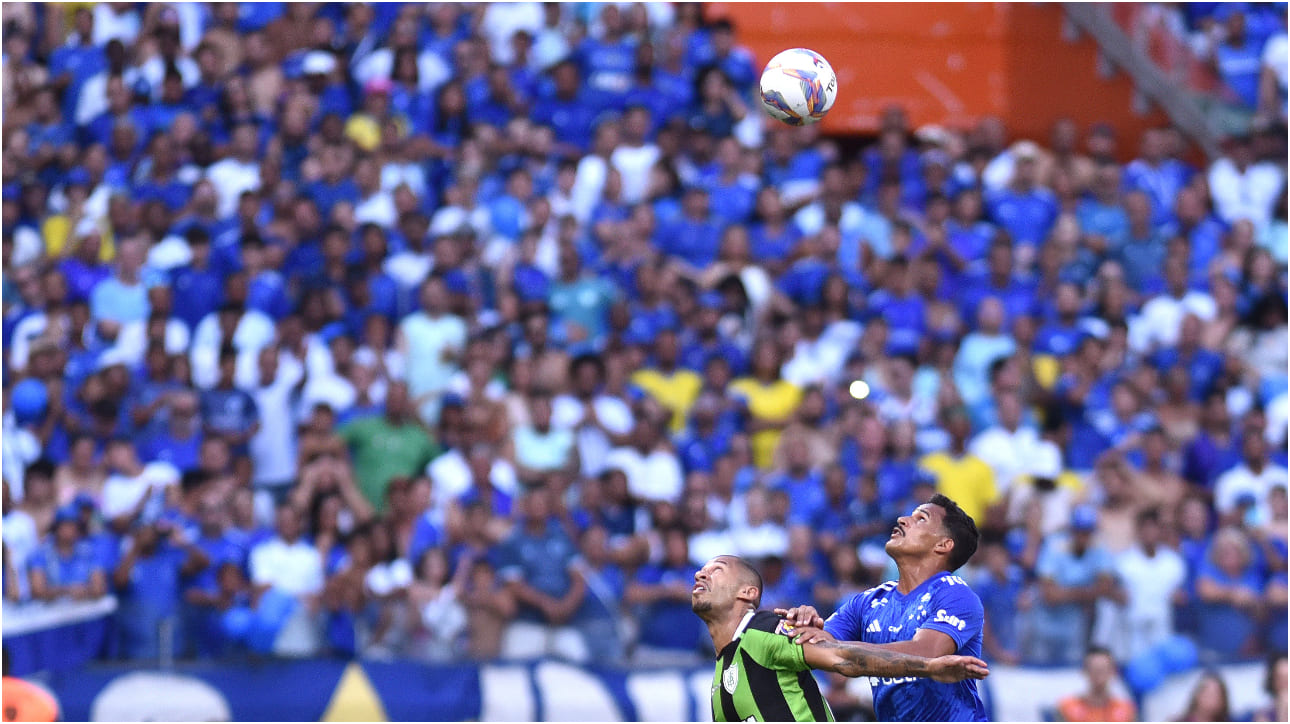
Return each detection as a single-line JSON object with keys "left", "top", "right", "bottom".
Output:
{"left": 691, "top": 554, "right": 988, "bottom": 722}
{"left": 778, "top": 495, "right": 989, "bottom": 721}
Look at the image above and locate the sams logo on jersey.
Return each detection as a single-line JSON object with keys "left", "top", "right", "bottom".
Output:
{"left": 934, "top": 609, "right": 967, "bottom": 631}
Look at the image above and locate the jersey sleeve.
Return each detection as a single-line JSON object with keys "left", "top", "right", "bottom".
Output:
{"left": 822, "top": 590, "right": 868, "bottom": 640}
{"left": 744, "top": 610, "right": 809, "bottom": 672}
{"left": 918, "top": 577, "right": 985, "bottom": 650}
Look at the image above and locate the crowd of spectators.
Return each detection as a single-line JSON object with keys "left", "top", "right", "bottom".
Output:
{"left": 0, "top": 1, "right": 1286, "bottom": 694}
{"left": 1162, "top": 2, "right": 1288, "bottom": 123}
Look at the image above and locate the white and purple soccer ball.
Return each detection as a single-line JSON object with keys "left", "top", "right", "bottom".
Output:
{"left": 759, "top": 48, "right": 838, "bottom": 126}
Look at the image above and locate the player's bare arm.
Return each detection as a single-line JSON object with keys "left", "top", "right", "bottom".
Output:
{"left": 783, "top": 619, "right": 961, "bottom": 658}
{"left": 802, "top": 639, "right": 989, "bottom": 683}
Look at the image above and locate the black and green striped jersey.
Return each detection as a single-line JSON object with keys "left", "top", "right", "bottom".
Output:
{"left": 709, "top": 610, "right": 835, "bottom": 722}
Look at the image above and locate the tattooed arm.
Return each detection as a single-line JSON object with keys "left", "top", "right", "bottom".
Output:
{"left": 802, "top": 640, "right": 990, "bottom": 682}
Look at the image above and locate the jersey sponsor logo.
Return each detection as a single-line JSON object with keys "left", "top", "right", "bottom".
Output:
{"left": 869, "top": 676, "right": 917, "bottom": 687}
{"left": 934, "top": 609, "right": 967, "bottom": 631}
{"left": 723, "top": 663, "right": 739, "bottom": 695}
{"left": 887, "top": 625, "right": 902, "bottom": 633}
{"left": 866, "top": 620, "right": 882, "bottom": 634}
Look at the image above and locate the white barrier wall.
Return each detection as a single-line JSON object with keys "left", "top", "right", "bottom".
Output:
{"left": 35, "top": 657, "right": 1276, "bottom": 721}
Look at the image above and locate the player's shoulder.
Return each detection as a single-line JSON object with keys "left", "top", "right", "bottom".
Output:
{"left": 853, "top": 580, "right": 898, "bottom": 606}
{"left": 926, "top": 571, "right": 985, "bottom": 607}
{"left": 746, "top": 609, "right": 788, "bottom": 635}
{"left": 866, "top": 580, "right": 898, "bottom": 596}
{"left": 928, "top": 567, "right": 975, "bottom": 591}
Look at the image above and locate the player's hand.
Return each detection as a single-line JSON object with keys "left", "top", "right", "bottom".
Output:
{"left": 925, "top": 655, "right": 990, "bottom": 683}
{"left": 773, "top": 605, "right": 824, "bottom": 628}
{"left": 791, "top": 626, "right": 835, "bottom": 646}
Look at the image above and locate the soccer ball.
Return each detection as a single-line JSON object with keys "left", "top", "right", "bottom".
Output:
{"left": 759, "top": 48, "right": 838, "bottom": 126}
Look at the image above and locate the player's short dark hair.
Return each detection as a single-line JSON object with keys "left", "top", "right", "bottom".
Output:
{"left": 929, "top": 494, "right": 979, "bottom": 571}
{"left": 723, "top": 555, "right": 763, "bottom": 609}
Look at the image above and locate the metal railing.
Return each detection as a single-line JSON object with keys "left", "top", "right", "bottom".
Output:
{"left": 1061, "top": 3, "right": 1225, "bottom": 160}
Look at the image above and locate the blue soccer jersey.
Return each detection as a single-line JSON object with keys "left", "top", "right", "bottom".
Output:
{"left": 824, "top": 571, "right": 988, "bottom": 722}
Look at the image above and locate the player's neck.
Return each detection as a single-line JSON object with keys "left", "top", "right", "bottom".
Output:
{"left": 706, "top": 606, "right": 754, "bottom": 654}
{"left": 893, "top": 558, "right": 947, "bottom": 595}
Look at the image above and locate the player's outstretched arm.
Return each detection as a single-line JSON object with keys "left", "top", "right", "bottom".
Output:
{"left": 802, "top": 640, "right": 989, "bottom": 682}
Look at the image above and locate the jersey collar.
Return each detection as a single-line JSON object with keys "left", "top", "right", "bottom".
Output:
{"left": 717, "top": 609, "right": 759, "bottom": 660}
{"left": 895, "top": 569, "right": 951, "bottom": 600}
{"left": 731, "top": 609, "right": 756, "bottom": 641}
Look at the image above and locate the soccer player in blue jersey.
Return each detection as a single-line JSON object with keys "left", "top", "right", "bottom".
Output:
{"left": 693, "top": 554, "right": 989, "bottom": 722}
{"left": 778, "top": 494, "right": 988, "bottom": 722}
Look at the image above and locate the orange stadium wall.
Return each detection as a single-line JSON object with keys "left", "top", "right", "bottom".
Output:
{"left": 711, "top": 2, "right": 1169, "bottom": 148}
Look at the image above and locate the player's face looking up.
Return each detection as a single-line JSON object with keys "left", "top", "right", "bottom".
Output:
{"left": 691, "top": 556, "right": 761, "bottom": 617}
{"left": 886, "top": 504, "right": 954, "bottom": 561}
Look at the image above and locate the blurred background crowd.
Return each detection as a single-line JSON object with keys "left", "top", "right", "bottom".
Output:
{"left": 0, "top": 1, "right": 1286, "bottom": 718}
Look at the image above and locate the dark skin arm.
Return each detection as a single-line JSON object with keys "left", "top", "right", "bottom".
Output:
{"left": 796, "top": 625, "right": 962, "bottom": 658}
{"left": 803, "top": 639, "right": 989, "bottom": 682}
{"left": 775, "top": 605, "right": 961, "bottom": 658}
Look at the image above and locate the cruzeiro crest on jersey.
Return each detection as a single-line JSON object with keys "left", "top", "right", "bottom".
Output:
{"left": 723, "top": 663, "right": 740, "bottom": 694}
